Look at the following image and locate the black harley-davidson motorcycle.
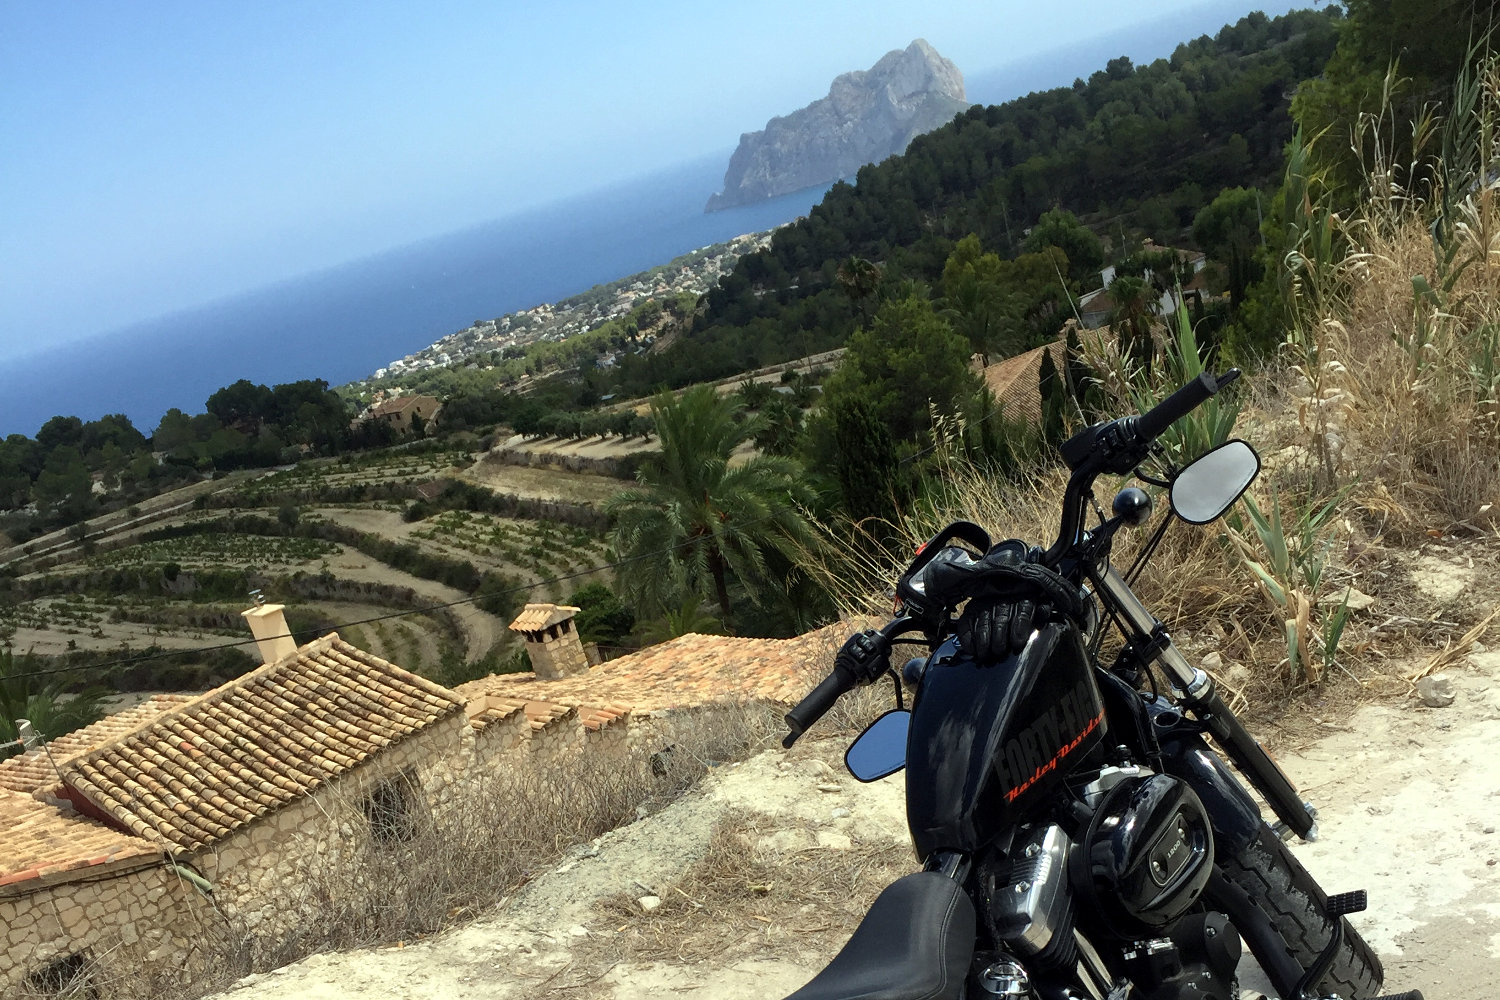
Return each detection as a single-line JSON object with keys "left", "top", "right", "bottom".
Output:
{"left": 779, "top": 371, "right": 1423, "bottom": 1000}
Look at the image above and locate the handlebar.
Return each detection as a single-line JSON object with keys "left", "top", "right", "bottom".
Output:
{"left": 784, "top": 372, "right": 1240, "bottom": 744}
{"left": 783, "top": 618, "right": 926, "bottom": 747}
{"left": 1046, "top": 369, "right": 1239, "bottom": 565}
{"left": 782, "top": 669, "right": 855, "bottom": 748}
{"left": 1135, "top": 369, "right": 1237, "bottom": 443}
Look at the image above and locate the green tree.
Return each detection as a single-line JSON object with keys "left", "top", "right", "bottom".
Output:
{"left": 1109, "top": 275, "right": 1156, "bottom": 373}
{"left": 830, "top": 394, "right": 902, "bottom": 523}
{"left": 820, "top": 294, "right": 982, "bottom": 445}
{"left": 835, "top": 256, "right": 884, "bottom": 323}
{"left": 1193, "top": 187, "right": 1264, "bottom": 308}
{"left": 1038, "top": 349, "right": 1069, "bottom": 446}
{"left": 568, "top": 582, "right": 637, "bottom": 647}
{"left": 754, "top": 395, "right": 803, "bottom": 456}
{"left": 1024, "top": 209, "right": 1105, "bottom": 283}
{"left": 0, "top": 648, "right": 107, "bottom": 753}
{"left": 607, "top": 386, "right": 818, "bottom": 621}
{"left": 941, "top": 234, "right": 1011, "bottom": 360}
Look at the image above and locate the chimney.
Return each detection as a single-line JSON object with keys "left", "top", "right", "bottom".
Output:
{"left": 507, "top": 604, "right": 588, "bottom": 680}
{"left": 242, "top": 600, "right": 298, "bottom": 667}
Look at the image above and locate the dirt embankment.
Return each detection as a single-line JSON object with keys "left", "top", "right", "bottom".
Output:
{"left": 214, "top": 643, "right": 1500, "bottom": 1000}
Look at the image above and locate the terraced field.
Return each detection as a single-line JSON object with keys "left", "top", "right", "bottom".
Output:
{"left": 228, "top": 449, "right": 472, "bottom": 504}
{"left": 7, "top": 448, "right": 625, "bottom": 684}
{"left": 84, "top": 533, "right": 341, "bottom": 571}
{"left": 410, "top": 510, "right": 609, "bottom": 581}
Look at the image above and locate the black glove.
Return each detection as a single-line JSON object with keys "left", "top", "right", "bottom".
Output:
{"left": 957, "top": 596, "right": 1044, "bottom": 660}
{"left": 834, "top": 628, "right": 893, "bottom": 685}
{"left": 948, "top": 538, "right": 1088, "bottom": 662}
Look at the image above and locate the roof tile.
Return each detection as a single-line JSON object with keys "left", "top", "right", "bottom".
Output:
{"left": 508, "top": 603, "right": 581, "bottom": 632}
{"left": 455, "top": 620, "right": 861, "bottom": 715}
{"left": 0, "top": 694, "right": 194, "bottom": 795}
{"left": 59, "top": 633, "right": 466, "bottom": 853}
{"left": 0, "top": 789, "right": 160, "bottom": 896}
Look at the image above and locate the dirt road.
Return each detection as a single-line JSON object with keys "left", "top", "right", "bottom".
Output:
{"left": 212, "top": 641, "right": 1499, "bottom": 1000}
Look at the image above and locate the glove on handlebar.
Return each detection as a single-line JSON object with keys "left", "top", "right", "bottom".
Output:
{"left": 941, "top": 539, "right": 1091, "bottom": 661}
{"left": 834, "top": 628, "right": 893, "bottom": 686}
{"left": 958, "top": 597, "right": 1044, "bottom": 660}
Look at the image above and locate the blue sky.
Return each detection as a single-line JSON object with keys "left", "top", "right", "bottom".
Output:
{"left": 1, "top": 1, "right": 1306, "bottom": 364}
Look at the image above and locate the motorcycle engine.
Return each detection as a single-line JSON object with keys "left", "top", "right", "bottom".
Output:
{"left": 983, "top": 824, "right": 1077, "bottom": 970}
{"left": 1074, "top": 772, "right": 1213, "bottom": 938}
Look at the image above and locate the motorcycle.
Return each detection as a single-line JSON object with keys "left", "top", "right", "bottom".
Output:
{"left": 779, "top": 371, "right": 1423, "bottom": 1000}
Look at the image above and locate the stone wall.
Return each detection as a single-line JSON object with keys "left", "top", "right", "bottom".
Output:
{"left": 0, "top": 862, "right": 221, "bottom": 994}
{"left": 524, "top": 620, "right": 589, "bottom": 679}
{"left": 195, "top": 713, "right": 470, "bottom": 966}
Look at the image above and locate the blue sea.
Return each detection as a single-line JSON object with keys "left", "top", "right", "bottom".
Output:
{"left": 3, "top": 154, "right": 830, "bottom": 438}
{"left": 3, "top": 0, "right": 1302, "bottom": 440}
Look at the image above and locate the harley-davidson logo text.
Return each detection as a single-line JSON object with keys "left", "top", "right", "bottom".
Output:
{"left": 1000, "top": 683, "right": 1105, "bottom": 803}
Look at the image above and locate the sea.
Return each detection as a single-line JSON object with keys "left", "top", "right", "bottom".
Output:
{"left": 2, "top": 0, "right": 1301, "bottom": 439}
{"left": 2, "top": 154, "right": 830, "bottom": 438}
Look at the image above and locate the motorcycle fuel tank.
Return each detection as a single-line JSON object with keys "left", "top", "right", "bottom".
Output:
{"left": 906, "top": 622, "right": 1107, "bottom": 859}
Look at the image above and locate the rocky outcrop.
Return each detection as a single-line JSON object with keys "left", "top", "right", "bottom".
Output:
{"left": 706, "top": 39, "right": 968, "bottom": 212}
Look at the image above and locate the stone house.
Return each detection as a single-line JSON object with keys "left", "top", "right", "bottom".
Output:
{"left": 368, "top": 394, "right": 442, "bottom": 434}
{"left": 0, "top": 598, "right": 852, "bottom": 996}
{"left": 0, "top": 611, "right": 474, "bottom": 994}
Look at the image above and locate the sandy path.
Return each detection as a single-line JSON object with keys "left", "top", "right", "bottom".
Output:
{"left": 319, "top": 543, "right": 506, "bottom": 662}
{"left": 211, "top": 644, "right": 1499, "bottom": 1000}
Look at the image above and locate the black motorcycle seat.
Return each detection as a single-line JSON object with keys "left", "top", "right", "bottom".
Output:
{"left": 783, "top": 871, "right": 976, "bottom": 1000}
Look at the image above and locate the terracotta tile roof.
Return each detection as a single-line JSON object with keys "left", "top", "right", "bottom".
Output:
{"left": 981, "top": 341, "right": 1068, "bottom": 427}
{"left": 58, "top": 633, "right": 467, "bottom": 852}
{"left": 523, "top": 700, "right": 575, "bottom": 732}
{"left": 579, "top": 705, "right": 631, "bottom": 733}
{"left": 455, "top": 621, "right": 857, "bottom": 714}
{"left": 509, "top": 604, "right": 580, "bottom": 632}
{"left": 0, "top": 694, "right": 195, "bottom": 795}
{"left": 371, "top": 394, "right": 439, "bottom": 419}
{"left": 0, "top": 789, "right": 160, "bottom": 896}
{"left": 465, "top": 695, "right": 527, "bottom": 732}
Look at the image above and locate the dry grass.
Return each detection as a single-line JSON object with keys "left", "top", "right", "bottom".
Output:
{"left": 589, "top": 810, "right": 909, "bottom": 967}
{"left": 25, "top": 702, "right": 785, "bottom": 1000}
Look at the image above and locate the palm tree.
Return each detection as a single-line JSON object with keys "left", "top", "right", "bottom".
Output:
{"left": 0, "top": 647, "right": 108, "bottom": 753}
{"left": 607, "top": 386, "right": 818, "bottom": 624}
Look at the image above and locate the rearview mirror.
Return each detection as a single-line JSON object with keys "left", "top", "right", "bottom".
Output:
{"left": 845, "top": 709, "right": 910, "bottom": 782}
{"left": 1170, "top": 439, "right": 1260, "bottom": 524}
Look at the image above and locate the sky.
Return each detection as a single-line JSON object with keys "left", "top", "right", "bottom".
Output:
{"left": 1, "top": 1, "right": 1309, "bottom": 366}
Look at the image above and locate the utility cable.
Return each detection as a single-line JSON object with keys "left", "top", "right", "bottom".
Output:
{"left": 0, "top": 505, "right": 784, "bottom": 684}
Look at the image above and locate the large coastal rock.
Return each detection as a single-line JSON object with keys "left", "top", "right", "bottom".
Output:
{"left": 706, "top": 39, "right": 968, "bottom": 212}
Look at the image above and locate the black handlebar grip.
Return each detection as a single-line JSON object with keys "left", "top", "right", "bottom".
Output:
{"left": 782, "top": 669, "right": 855, "bottom": 748}
{"left": 1134, "top": 371, "right": 1223, "bottom": 444}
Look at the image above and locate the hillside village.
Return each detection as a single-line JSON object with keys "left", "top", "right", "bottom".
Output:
{"left": 361, "top": 231, "right": 776, "bottom": 386}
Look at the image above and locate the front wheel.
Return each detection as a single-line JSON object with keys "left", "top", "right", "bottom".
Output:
{"left": 1214, "top": 824, "right": 1384, "bottom": 999}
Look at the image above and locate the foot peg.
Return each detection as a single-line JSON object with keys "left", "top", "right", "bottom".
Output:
{"left": 1293, "top": 890, "right": 1367, "bottom": 1000}
{"left": 1370, "top": 993, "right": 1425, "bottom": 1000}
{"left": 1322, "top": 890, "right": 1367, "bottom": 918}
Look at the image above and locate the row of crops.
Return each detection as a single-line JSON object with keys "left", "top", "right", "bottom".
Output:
{"left": 410, "top": 509, "right": 608, "bottom": 578}
{"left": 84, "top": 533, "right": 342, "bottom": 570}
{"left": 230, "top": 450, "right": 473, "bottom": 504}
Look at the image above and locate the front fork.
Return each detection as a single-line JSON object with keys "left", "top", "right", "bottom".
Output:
{"left": 1090, "top": 564, "right": 1318, "bottom": 841}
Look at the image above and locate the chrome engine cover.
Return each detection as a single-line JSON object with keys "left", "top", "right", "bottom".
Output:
{"left": 986, "top": 824, "right": 1074, "bottom": 960}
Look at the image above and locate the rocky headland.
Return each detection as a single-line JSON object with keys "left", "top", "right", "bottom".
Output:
{"left": 705, "top": 39, "right": 968, "bottom": 212}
